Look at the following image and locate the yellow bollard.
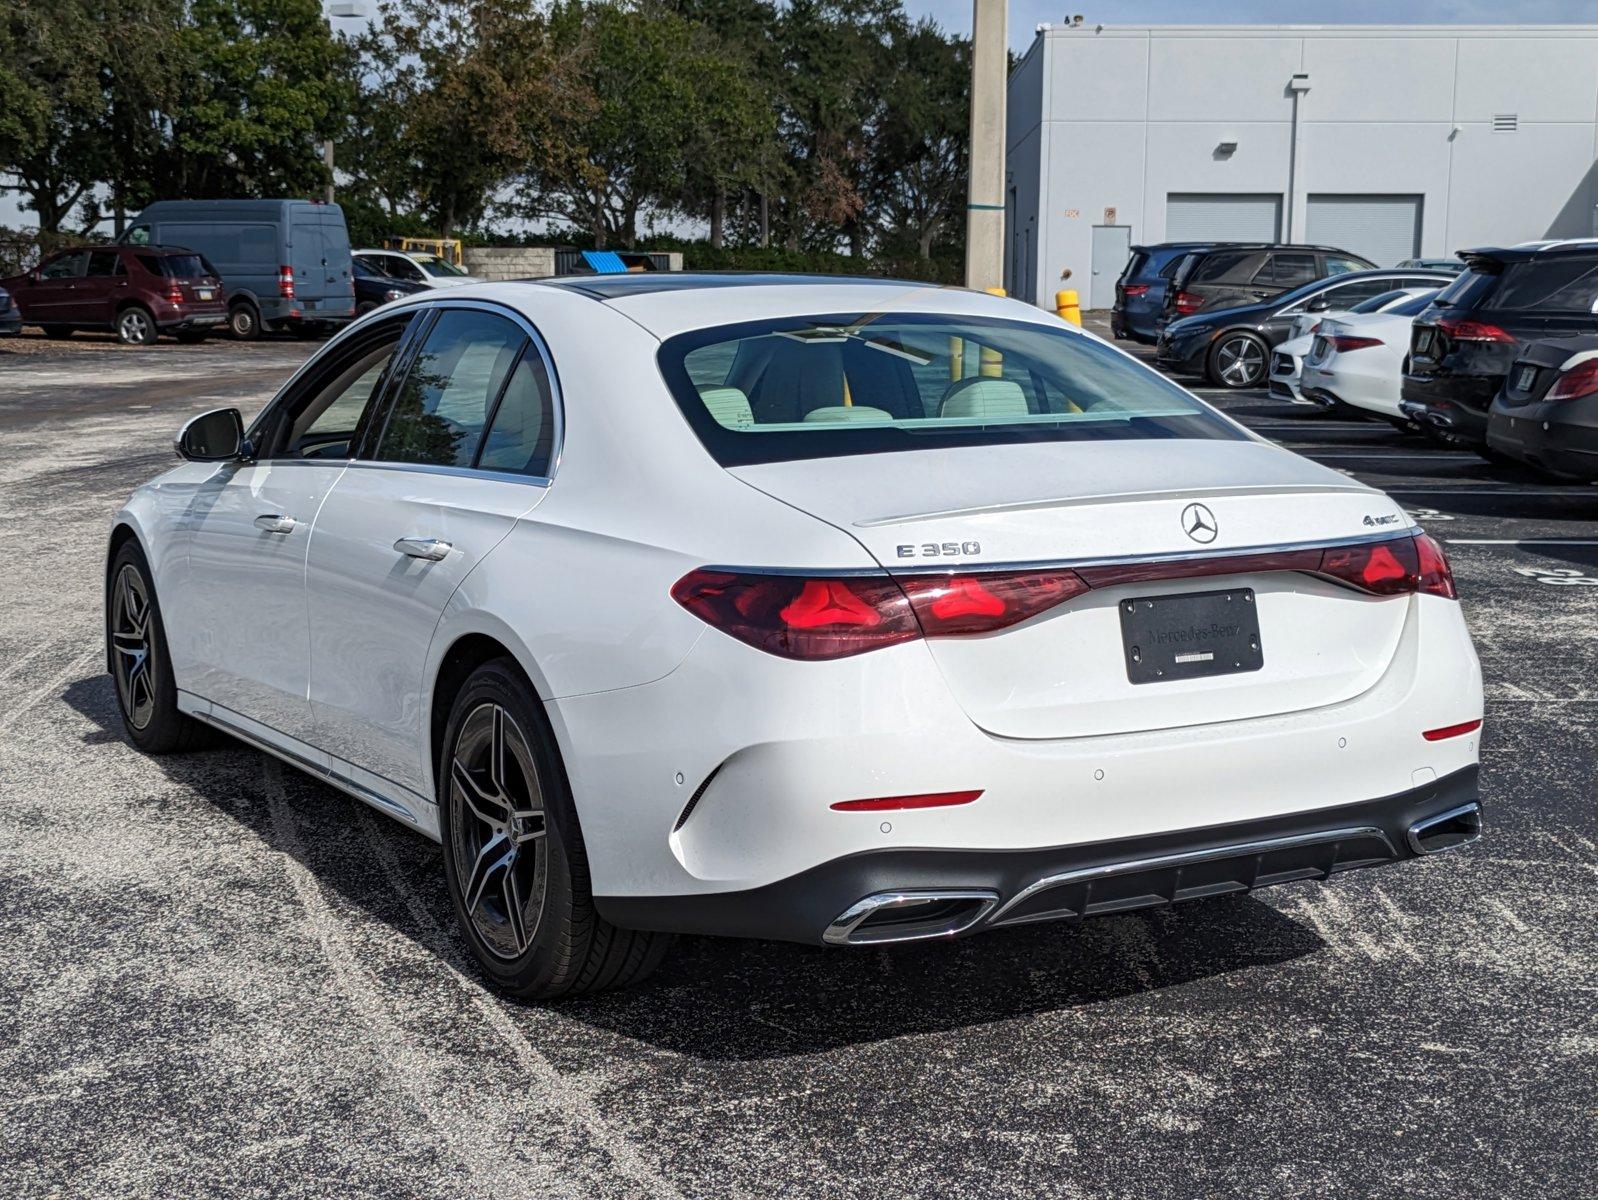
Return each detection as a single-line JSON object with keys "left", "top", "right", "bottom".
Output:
{"left": 1056, "top": 289, "right": 1082, "bottom": 326}
{"left": 949, "top": 336, "right": 964, "bottom": 381}
{"left": 979, "top": 343, "right": 1003, "bottom": 378}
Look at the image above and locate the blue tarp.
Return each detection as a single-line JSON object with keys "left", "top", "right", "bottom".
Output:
{"left": 581, "top": 250, "right": 629, "bottom": 274}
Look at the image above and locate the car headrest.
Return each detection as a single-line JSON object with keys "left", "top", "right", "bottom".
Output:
{"left": 802, "top": 405, "right": 895, "bottom": 424}
{"left": 698, "top": 386, "right": 754, "bottom": 430}
{"left": 939, "top": 377, "right": 1029, "bottom": 419}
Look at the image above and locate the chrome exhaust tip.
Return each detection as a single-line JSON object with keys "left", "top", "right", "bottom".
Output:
{"left": 823, "top": 889, "right": 999, "bottom": 946}
{"left": 1407, "top": 801, "right": 1482, "bottom": 856}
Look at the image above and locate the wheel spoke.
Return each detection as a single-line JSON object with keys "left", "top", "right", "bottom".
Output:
{"left": 489, "top": 705, "right": 508, "bottom": 794}
{"left": 463, "top": 832, "right": 513, "bottom": 917}
{"left": 503, "top": 869, "right": 529, "bottom": 953}
{"left": 451, "top": 757, "right": 509, "bottom": 828}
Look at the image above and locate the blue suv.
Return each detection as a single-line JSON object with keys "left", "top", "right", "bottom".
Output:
{"left": 1111, "top": 242, "right": 1225, "bottom": 343}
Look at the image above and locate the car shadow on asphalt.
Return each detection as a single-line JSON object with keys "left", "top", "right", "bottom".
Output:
{"left": 66, "top": 673, "right": 1327, "bottom": 1062}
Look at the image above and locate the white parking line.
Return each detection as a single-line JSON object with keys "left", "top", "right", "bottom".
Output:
{"left": 1446, "top": 538, "right": 1598, "bottom": 546}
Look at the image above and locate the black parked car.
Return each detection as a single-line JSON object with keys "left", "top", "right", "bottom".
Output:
{"left": 1402, "top": 242, "right": 1598, "bottom": 452}
{"left": 1156, "top": 268, "right": 1452, "bottom": 388}
{"left": 1111, "top": 242, "right": 1230, "bottom": 343}
{"left": 1485, "top": 333, "right": 1598, "bottom": 480}
{"left": 353, "top": 256, "right": 427, "bottom": 316}
{"left": 1160, "top": 243, "right": 1375, "bottom": 326}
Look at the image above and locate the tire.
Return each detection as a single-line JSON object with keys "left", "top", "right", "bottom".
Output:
{"left": 43, "top": 326, "right": 74, "bottom": 340}
{"left": 116, "top": 305, "right": 156, "bottom": 346}
{"left": 1207, "top": 332, "right": 1269, "bottom": 389}
{"left": 229, "top": 302, "right": 261, "bottom": 341}
{"left": 438, "top": 659, "right": 673, "bottom": 999}
{"left": 174, "top": 330, "right": 210, "bottom": 344}
{"left": 106, "top": 540, "right": 209, "bottom": 754}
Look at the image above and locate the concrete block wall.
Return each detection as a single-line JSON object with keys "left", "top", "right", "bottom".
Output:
{"left": 463, "top": 246, "right": 557, "bottom": 281}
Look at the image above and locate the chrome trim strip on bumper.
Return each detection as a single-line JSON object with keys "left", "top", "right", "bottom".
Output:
{"left": 987, "top": 825, "right": 1396, "bottom": 925}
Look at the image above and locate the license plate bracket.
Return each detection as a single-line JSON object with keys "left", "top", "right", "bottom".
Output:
{"left": 1119, "top": 588, "right": 1263, "bottom": 685}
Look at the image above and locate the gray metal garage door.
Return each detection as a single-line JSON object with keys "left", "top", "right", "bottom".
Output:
{"left": 1306, "top": 194, "right": 1422, "bottom": 266}
{"left": 1165, "top": 194, "right": 1282, "bottom": 243}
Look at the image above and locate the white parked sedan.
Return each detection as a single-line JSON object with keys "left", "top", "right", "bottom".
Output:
{"left": 1270, "top": 287, "right": 1439, "bottom": 403}
{"left": 353, "top": 249, "right": 476, "bottom": 289}
{"left": 1299, "top": 291, "right": 1441, "bottom": 421}
{"left": 106, "top": 276, "right": 1484, "bottom": 998}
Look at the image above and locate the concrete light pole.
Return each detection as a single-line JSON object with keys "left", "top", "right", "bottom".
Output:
{"left": 323, "top": 2, "right": 369, "bottom": 203}
{"left": 964, "top": 0, "right": 1007, "bottom": 292}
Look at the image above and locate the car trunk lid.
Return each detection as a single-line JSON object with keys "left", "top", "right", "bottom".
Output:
{"left": 730, "top": 440, "right": 1414, "bottom": 739}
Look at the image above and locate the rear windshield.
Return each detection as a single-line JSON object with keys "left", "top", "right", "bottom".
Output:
{"left": 1351, "top": 288, "right": 1410, "bottom": 314}
{"left": 1390, "top": 290, "right": 1439, "bottom": 317}
{"left": 1433, "top": 266, "right": 1500, "bottom": 310}
{"left": 657, "top": 312, "right": 1245, "bottom": 467}
{"left": 1119, "top": 250, "right": 1148, "bottom": 284}
{"left": 1483, "top": 256, "right": 1598, "bottom": 313}
{"left": 137, "top": 253, "right": 215, "bottom": 278}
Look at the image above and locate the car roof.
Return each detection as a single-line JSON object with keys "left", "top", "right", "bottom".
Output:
{"left": 1464, "top": 240, "right": 1598, "bottom": 264}
{"left": 442, "top": 273, "right": 1068, "bottom": 341}
{"left": 1185, "top": 243, "right": 1367, "bottom": 256}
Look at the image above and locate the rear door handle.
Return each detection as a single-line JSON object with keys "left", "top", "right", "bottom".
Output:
{"left": 394, "top": 536, "right": 452, "bottom": 561}
{"left": 254, "top": 514, "right": 298, "bottom": 534}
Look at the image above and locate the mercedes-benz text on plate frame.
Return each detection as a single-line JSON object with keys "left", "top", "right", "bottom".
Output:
{"left": 106, "top": 276, "right": 1485, "bottom": 999}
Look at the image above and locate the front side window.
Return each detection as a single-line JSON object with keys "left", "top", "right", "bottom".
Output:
{"left": 374, "top": 309, "right": 526, "bottom": 468}
{"left": 41, "top": 252, "right": 87, "bottom": 279}
{"left": 384, "top": 256, "right": 427, "bottom": 283}
{"left": 260, "top": 314, "right": 417, "bottom": 460}
{"left": 659, "top": 312, "right": 1245, "bottom": 467}
{"left": 411, "top": 254, "right": 469, "bottom": 278}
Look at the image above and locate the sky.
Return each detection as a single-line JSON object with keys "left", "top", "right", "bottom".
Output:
{"left": 909, "top": 0, "right": 1598, "bottom": 52}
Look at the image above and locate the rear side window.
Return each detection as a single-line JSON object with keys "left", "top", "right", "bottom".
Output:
{"left": 477, "top": 347, "right": 556, "bottom": 477}
{"left": 1266, "top": 253, "right": 1319, "bottom": 288}
{"left": 374, "top": 310, "right": 526, "bottom": 468}
{"left": 85, "top": 250, "right": 123, "bottom": 277}
{"left": 1192, "top": 250, "right": 1259, "bottom": 284}
{"left": 1119, "top": 250, "right": 1148, "bottom": 284}
{"left": 1433, "top": 267, "right": 1498, "bottom": 309}
{"left": 1324, "top": 255, "right": 1370, "bottom": 276}
{"left": 658, "top": 311, "right": 1244, "bottom": 467}
{"left": 1485, "top": 257, "right": 1598, "bottom": 313}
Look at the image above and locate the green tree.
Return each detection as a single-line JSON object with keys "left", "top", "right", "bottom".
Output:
{"left": 873, "top": 21, "right": 967, "bottom": 261}
{"left": 348, "top": 0, "right": 585, "bottom": 239}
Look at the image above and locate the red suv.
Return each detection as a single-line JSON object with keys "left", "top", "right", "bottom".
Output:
{"left": 2, "top": 245, "right": 228, "bottom": 345}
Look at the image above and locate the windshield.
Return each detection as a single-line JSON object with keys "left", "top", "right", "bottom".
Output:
{"left": 411, "top": 254, "right": 469, "bottom": 277}
{"left": 1391, "top": 290, "right": 1440, "bottom": 317}
{"left": 658, "top": 312, "right": 1245, "bottom": 467}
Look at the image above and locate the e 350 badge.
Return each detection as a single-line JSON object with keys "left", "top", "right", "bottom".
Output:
{"left": 897, "top": 541, "right": 982, "bottom": 559}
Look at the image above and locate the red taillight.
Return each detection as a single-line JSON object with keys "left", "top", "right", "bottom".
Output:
{"left": 165, "top": 280, "right": 183, "bottom": 304}
{"left": 1174, "top": 291, "right": 1202, "bottom": 316}
{"left": 1414, "top": 532, "right": 1457, "bottom": 599}
{"left": 898, "top": 569, "right": 1089, "bottom": 636}
{"left": 1423, "top": 718, "right": 1481, "bottom": 742}
{"left": 1436, "top": 315, "right": 1513, "bottom": 344}
{"left": 1122, "top": 284, "right": 1150, "bottom": 298}
{"left": 1328, "top": 335, "right": 1382, "bottom": 353}
{"left": 278, "top": 265, "right": 296, "bottom": 299}
{"left": 673, "top": 535, "right": 1457, "bottom": 661}
{"left": 671, "top": 568, "right": 1087, "bottom": 660}
{"left": 1547, "top": 359, "right": 1598, "bottom": 402}
{"left": 831, "top": 790, "right": 983, "bottom": 812}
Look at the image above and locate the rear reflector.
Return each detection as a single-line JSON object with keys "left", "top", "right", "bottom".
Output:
{"left": 1423, "top": 718, "right": 1482, "bottom": 742}
{"left": 672, "top": 535, "right": 1458, "bottom": 661}
{"left": 831, "top": 790, "right": 983, "bottom": 812}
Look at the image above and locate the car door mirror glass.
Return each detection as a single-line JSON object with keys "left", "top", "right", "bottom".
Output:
{"left": 1308, "top": 295, "right": 1331, "bottom": 312}
{"left": 177, "top": 408, "right": 246, "bottom": 461}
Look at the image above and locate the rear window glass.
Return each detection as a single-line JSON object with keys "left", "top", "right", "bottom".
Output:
{"left": 137, "top": 253, "right": 214, "bottom": 278}
{"left": 1485, "top": 257, "right": 1598, "bottom": 312}
{"left": 1350, "top": 288, "right": 1409, "bottom": 313}
{"left": 1434, "top": 266, "right": 1501, "bottom": 310}
{"left": 657, "top": 312, "right": 1245, "bottom": 467}
{"left": 1192, "top": 251, "right": 1257, "bottom": 284}
{"left": 1391, "top": 290, "right": 1439, "bottom": 317}
{"left": 1119, "top": 250, "right": 1148, "bottom": 284}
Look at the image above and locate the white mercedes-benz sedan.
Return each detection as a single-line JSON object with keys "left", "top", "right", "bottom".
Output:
{"left": 106, "top": 275, "right": 1484, "bottom": 998}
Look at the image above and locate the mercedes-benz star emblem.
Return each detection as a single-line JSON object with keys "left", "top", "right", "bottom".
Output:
{"left": 1181, "top": 502, "right": 1218, "bottom": 544}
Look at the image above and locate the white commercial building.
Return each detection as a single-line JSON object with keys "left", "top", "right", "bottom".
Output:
{"left": 1004, "top": 24, "right": 1598, "bottom": 308}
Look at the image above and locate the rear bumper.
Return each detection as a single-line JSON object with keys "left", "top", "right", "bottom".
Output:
{"left": 161, "top": 312, "right": 228, "bottom": 331}
{"left": 1401, "top": 373, "right": 1499, "bottom": 441}
{"left": 599, "top": 767, "right": 1482, "bottom": 943}
{"left": 1487, "top": 397, "right": 1598, "bottom": 481}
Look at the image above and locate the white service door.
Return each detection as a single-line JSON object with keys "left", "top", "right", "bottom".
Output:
{"left": 305, "top": 308, "right": 556, "bottom": 799}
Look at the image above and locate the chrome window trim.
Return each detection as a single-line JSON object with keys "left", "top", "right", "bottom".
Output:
{"left": 696, "top": 526, "right": 1423, "bottom": 579}
{"left": 245, "top": 295, "right": 566, "bottom": 486}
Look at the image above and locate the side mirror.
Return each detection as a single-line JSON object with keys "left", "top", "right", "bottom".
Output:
{"left": 1307, "top": 295, "right": 1331, "bottom": 312}
{"left": 175, "top": 408, "right": 247, "bottom": 462}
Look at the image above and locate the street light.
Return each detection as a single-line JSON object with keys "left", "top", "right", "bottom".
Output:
{"left": 323, "top": 2, "right": 369, "bottom": 202}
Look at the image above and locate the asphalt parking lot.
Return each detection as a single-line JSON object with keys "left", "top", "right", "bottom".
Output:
{"left": 1, "top": 322, "right": 1595, "bottom": 1200}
